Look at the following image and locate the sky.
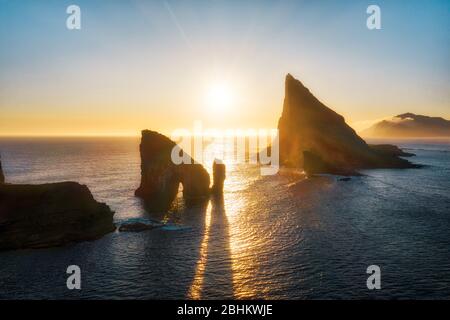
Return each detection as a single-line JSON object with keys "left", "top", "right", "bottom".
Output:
{"left": 0, "top": 0, "right": 449, "bottom": 136}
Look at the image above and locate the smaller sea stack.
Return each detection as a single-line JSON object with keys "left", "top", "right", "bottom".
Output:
{"left": 211, "top": 160, "right": 226, "bottom": 195}
{"left": 0, "top": 155, "right": 4, "bottom": 184}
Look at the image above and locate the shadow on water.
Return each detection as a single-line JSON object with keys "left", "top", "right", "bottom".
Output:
{"left": 186, "top": 195, "right": 235, "bottom": 299}
{"left": 204, "top": 195, "right": 234, "bottom": 298}
{"left": 144, "top": 198, "right": 210, "bottom": 299}
{"left": 136, "top": 193, "right": 234, "bottom": 299}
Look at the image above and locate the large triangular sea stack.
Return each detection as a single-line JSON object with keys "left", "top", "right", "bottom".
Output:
{"left": 278, "top": 74, "right": 417, "bottom": 174}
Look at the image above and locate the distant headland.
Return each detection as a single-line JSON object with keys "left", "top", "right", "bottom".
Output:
{"left": 361, "top": 113, "right": 450, "bottom": 138}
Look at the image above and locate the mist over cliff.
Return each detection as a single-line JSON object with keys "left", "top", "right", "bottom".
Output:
{"left": 361, "top": 113, "right": 450, "bottom": 138}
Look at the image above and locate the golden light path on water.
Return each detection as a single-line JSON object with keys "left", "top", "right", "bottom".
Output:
{"left": 187, "top": 178, "right": 257, "bottom": 299}
{"left": 224, "top": 186, "right": 257, "bottom": 299}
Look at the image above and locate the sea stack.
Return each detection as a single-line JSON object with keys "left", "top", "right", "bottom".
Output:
{"left": 179, "top": 164, "right": 211, "bottom": 204}
{"left": 0, "top": 155, "right": 4, "bottom": 184}
{"left": 278, "top": 74, "right": 417, "bottom": 174}
{"left": 135, "top": 130, "right": 211, "bottom": 211}
{"left": 135, "top": 130, "right": 183, "bottom": 210}
{"left": 0, "top": 182, "right": 115, "bottom": 251}
{"left": 211, "top": 159, "right": 226, "bottom": 195}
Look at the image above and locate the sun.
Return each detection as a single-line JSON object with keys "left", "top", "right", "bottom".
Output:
{"left": 204, "top": 83, "right": 234, "bottom": 113}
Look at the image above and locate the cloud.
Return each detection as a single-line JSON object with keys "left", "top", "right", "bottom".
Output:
{"left": 390, "top": 116, "right": 414, "bottom": 124}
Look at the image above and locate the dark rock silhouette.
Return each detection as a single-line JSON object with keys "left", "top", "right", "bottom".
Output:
{"left": 278, "top": 74, "right": 417, "bottom": 175}
{"left": 362, "top": 113, "right": 450, "bottom": 138}
{"left": 211, "top": 159, "right": 226, "bottom": 195}
{"left": 0, "top": 182, "right": 115, "bottom": 251}
{"left": 180, "top": 163, "right": 211, "bottom": 205}
{"left": 303, "top": 151, "right": 359, "bottom": 176}
{"left": 135, "top": 130, "right": 184, "bottom": 211}
{"left": 0, "top": 156, "right": 4, "bottom": 184}
{"left": 135, "top": 130, "right": 211, "bottom": 211}
{"left": 118, "top": 222, "right": 156, "bottom": 232}
{"left": 368, "top": 144, "right": 415, "bottom": 157}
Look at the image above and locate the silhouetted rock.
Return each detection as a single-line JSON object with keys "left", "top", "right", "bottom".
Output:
{"left": 180, "top": 163, "right": 210, "bottom": 204}
{"left": 0, "top": 182, "right": 115, "bottom": 251}
{"left": 119, "top": 222, "right": 155, "bottom": 232}
{"left": 135, "top": 130, "right": 181, "bottom": 211}
{"left": 0, "top": 156, "right": 4, "bottom": 184}
{"left": 369, "top": 144, "right": 415, "bottom": 157}
{"left": 362, "top": 113, "right": 450, "bottom": 138}
{"left": 303, "top": 151, "right": 359, "bottom": 176}
{"left": 278, "top": 74, "right": 417, "bottom": 175}
{"left": 135, "top": 130, "right": 211, "bottom": 211}
{"left": 211, "top": 160, "right": 226, "bottom": 195}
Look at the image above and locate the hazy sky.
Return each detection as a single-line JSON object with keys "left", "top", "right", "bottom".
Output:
{"left": 0, "top": 0, "right": 449, "bottom": 136}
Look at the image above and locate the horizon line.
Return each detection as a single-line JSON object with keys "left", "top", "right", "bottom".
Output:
{"left": 1, "top": 134, "right": 450, "bottom": 141}
{"left": 0, "top": 134, "right": 141, "bottom": 138}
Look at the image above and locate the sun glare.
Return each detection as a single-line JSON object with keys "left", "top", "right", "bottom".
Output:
{"left": 205, "top": 83, "right": 234, "bottom": 113}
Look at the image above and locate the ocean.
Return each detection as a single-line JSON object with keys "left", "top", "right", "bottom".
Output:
{"left": 0, "top": 137, "right": 449, "bottom": 299}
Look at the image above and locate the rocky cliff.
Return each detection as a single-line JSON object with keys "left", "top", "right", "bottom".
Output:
{"left": 0, "top": 181, "right": 115, "bottom": 251}
{"left": 135, "top": 130, "right": 211, "bottom": 211}
{"left": 278, "top": 74, "right": 417, "bottom": 174}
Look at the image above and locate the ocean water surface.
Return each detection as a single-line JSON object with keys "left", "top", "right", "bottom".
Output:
{"left": 0, "top": 137, "right": 449, "bottom": 299}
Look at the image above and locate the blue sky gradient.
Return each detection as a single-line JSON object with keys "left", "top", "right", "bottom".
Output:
{"left": 0, "top": 0, "right": 449, "bottom": 135}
